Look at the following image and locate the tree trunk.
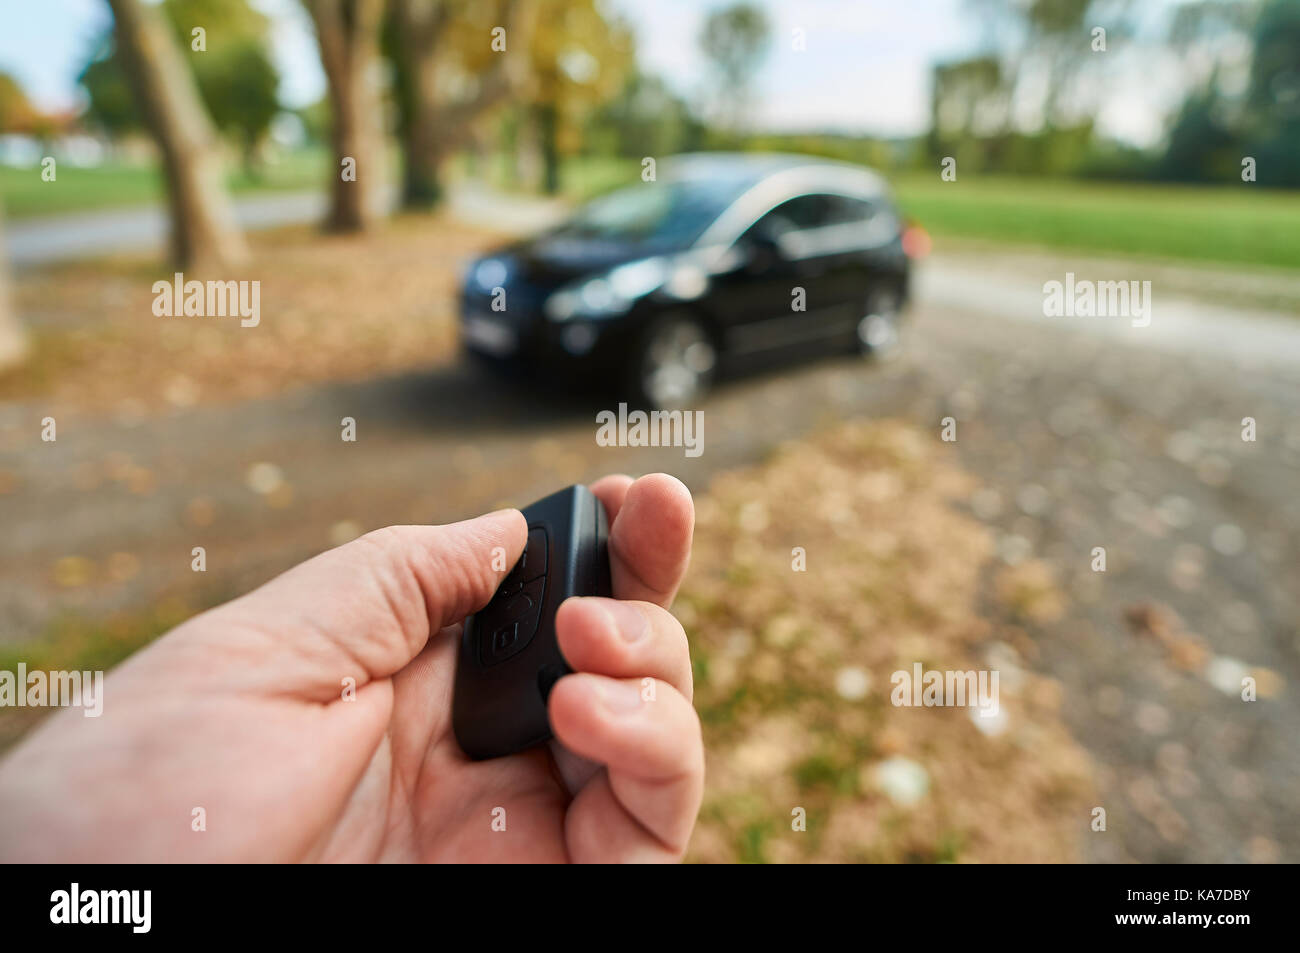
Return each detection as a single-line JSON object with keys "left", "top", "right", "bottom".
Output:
{"left": 0, "top": 204, "right": 27, "bottom": 372}
{"left": 515, "top": 106, "right": 543, "bottom": 191}
{"left": 535, "top": 101, "right": 560, "bottom": 195}
{"left": 401, "top": 48, "right": 445, "bottom": 209}
{"left": 392, "top": 0, "right": 535, "bottom": 211}
{"left": 242, "top": 133, "right": 262, "bottom": 181}
{"left": 106, "top": 0, "right": 248, "bottom": 272}
{"left": 305, "top": 0, "right": 386, "bottom": 232}
{"left": 402, "top": 124, "right": 446, "bottom": 209}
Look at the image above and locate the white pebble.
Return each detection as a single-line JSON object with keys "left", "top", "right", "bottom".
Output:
{"left": 246, "top": 462, "right": 285, "bottom": 495}
{"left": 874, "top": 757, "right": 930, "bottom": 807}
{"left": 835, "top": 666, "right": 871, "bottom": 701}
{"left": 1210, "top": 524, "right": 1246, "bottom": 556}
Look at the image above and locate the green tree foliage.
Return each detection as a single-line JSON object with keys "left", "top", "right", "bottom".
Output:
{"left": 520, "top": 0, "right": 634, "bottom": 193}
{"left": 79, "top": 45, "right": 138, "bottom": 136}
{"left": 1154, "top": 0, "right": 1300, "bottom": 185}
{"left": 1159, "top": 92, "right": 1240, "bottom": 182}
{"left": 1244, "top": 0, "right": 1300, "bottom": 185}
{"left": 196, "top": 42, "right": 280, "bottom": 173}
{"left": 80, "top": 0, "right": 280, "bottom": 172}
{"left": 927, "top": 52, "right": 1096, "bottom": 176}
{"left": 587, "top": 71, "right": 705, "bottom": 159}
{"left": 927, "top": 56, "right": 1003, "bottom": 169}
{"left": 385, "top": 0, "right": 535, "bottom": 209}
{"left": 698, "top": 3, "right": 770, "bottom": 130}
{"left": 0, "top": 71, "right": 40, "bottom": 134}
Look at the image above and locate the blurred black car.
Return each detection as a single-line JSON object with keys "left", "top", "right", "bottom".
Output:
{"left": 461, "top": 153, "right": 923, "bottom": 408}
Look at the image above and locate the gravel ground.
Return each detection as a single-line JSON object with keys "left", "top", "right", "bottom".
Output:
{"left": 917, "top": 252, "right": 1300, "bottom": 863}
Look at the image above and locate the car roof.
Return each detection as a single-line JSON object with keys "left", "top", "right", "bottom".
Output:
{"left": 660, "top": 153, "right": 894, "bottom": 250}
{"left": 661, "top": 152, "right": 889, "bottom": 197}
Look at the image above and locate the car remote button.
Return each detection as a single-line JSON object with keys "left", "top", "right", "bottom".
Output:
{"left": 454, "top": 485, "right": 611, "bottom": 760}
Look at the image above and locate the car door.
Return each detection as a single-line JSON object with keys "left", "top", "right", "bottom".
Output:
{"left": 706, "top": 194, "right": 842, "bottom": 359}
{"left": 772, "top": 192, "right": 906, "bottom": 350}
{"left": 793, "top": 194, "right": 886, "bottom": 346}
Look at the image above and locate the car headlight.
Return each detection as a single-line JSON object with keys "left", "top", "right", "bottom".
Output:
{"left": 545, "top": 257, "right": 669, "bottom": 322}
{"left": 472, "top": 257, "right": 508, "bottom": 291}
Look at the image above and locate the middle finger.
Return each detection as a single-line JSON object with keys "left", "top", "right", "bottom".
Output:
{"left": 555, "top": 596, "right": 693, "bottom": 702}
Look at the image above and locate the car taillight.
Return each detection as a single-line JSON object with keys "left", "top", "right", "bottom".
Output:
{"left": 902, "top": 223, "right": 931, "bottom": 259}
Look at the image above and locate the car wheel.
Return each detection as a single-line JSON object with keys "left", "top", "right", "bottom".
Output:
{"left": 631, "top": 315, "right": 717, "bottom": 409}
{"left": 856, "top": 286, "right": 903, "bottom": 360}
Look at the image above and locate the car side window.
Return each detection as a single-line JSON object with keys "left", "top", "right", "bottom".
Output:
{"left": 746, "top": 193, "right": 877, "bottom": 238}
{"left": 822, "top": 195, "right": 876, "bottom": 225}
{"left": 735, "top": 192, "right": 889, "bottom": 264}
{"left": 746, "top": 195, "right": 828, "bottom": 240}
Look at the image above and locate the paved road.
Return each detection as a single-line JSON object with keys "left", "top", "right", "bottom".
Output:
{"left": 4, "top": 183, "right": 568, "bottom": 268}
{"left": 6, "top": 192, "right": 328, "bottom": 268}
{"left": 1, "top": 214, "right": 1298, "bottom": 861}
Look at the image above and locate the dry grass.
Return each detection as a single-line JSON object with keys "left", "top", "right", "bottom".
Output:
{"left": 679, "top": 419, "right": 1094, "bottom": 863}
{"left": 0, "top": 215, "right": 503, "bottom": 413}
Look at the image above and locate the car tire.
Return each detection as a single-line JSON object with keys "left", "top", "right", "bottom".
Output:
{"left": 856, "top": 285, "right": 904, "bottom": 361}
{"left": 627, "top": 314, "right": 717, "bottom": 410}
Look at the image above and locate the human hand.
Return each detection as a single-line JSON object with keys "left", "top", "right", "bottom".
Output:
{"left": 0, "top": 473, "right": 702, "bottom": 863}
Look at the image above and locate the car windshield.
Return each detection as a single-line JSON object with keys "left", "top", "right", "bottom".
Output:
{"left": 550, "top": 178, "right": 743, "bottom": 251}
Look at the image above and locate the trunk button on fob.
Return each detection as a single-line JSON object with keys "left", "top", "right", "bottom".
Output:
{"left": 489, "top": 622, "right": 520, "bottom": 657}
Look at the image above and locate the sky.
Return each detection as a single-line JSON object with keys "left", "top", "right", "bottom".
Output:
{"left": 0, "top": 0, "right": 1192, "bottom": 147}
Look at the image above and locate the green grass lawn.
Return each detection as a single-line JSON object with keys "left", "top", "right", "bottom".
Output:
{"left": 0, "top": 147, "right": 331, "bottom": 220}
{"left": 557, "top": 155, "right": 641, "bottom": 200}
{"left": 6, "top": 147, "right": 1299, "bottom": 271}
{"left": 890, "top": 172, "right": 1300, "bottom": 271}
{"left": 486, "top": 155, "right": 1300, "bottom": 272}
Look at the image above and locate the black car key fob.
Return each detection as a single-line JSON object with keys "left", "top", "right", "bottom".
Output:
{"left": 453, "top": 484, "right": 612, "bottom": 761}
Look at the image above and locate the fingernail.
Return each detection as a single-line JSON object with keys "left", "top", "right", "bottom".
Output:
{"left": 597, "top": 679, "right": 644, "bottom": 713}
{"left": 598, "top": 599, "right": 648, "bottom": 642}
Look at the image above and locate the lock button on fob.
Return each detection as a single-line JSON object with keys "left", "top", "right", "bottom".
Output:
{"left": 499, "top": 527, "right": 548, "bottom": 595}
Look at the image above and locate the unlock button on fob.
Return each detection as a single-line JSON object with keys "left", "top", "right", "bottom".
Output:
{"left": 480, "top": 575, "right": 545, "bottom": 666}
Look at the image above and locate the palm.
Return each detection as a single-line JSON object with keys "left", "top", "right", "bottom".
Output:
{"left": 320, "top": 618, "right": 649, "bottom": 864}
{"left": 354, "top": 630, "right": 577, "bottom": 862}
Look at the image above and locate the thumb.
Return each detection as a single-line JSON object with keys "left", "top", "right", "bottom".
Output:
{"left": 170, "top": 509, "right": 528, "bottom": 699}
